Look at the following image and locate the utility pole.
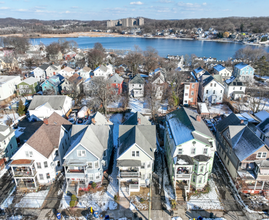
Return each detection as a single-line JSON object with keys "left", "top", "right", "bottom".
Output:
{"left": 148, "top": 175, "right": 152, "bottom": 220}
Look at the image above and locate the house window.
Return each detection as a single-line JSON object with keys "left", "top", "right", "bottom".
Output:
{"left": 39, "top": 174, "right": 44, "bottom": 180}
{"left": 46, "top": 173, "right": 50, "bottom": 179}
{"left": 240, "top": 87, "right": 242, "bottom": 90}
{"left": 194, "top": 164, "right": 197, "bottom": 171}
{"left": 257, "top": 152, "right": 262, "bottom": 158}
{"left": 89, "top": 174, "right": 94, "bottom": 181}
{"left": 192, "top": 175, "right": 196, "bottom": 182}
{"left": 136, "top": 151, "right": 140, "bottom": 157}
{"left": 192, "top": 84, "right": 195, "bottom": 88}
{"left": 36, "top": 162, "right": 42, "bottom": 169}
{"left": 213, "top": 90, "right": 215, "bottom": 94}
{"left": 227, "top": 160, "right": 230, "bottom": 165}
{"left": 95, "top": 172, "right": 100, "bottom": 180}
{"left": 191, "top": 91, "right": 194, "bottom": 95}
{"left": 132, "top": 151, "right": 135, "bottom": 157}
{"left": 206, "top": 90, "right": 208, "bottom": 94}
{"left": 57, "top": 161, "right": 60, "bottom": 166}
{"left": 262, "top": 152, "right": 267, "bottom": 158}
{"left": 142, "top": 162, "right": 145, "bottom": 169}
{"left": 233, "top": 87, "right": 235, "bottom": 90}
{"left": 220, "top": 90, "right": 222, "bottom": 93}
{"left": 77, "top": 150, "right": 86, "bottom": 157}
{"left": 203, "top": 148, "right": 208, "bottom": 155}
{"left": 185, "top": 93, "right": 188, "bottom": 96}
{"left": 198, "top": 177, "right": 202, "bottom": 184}
{"left": 95, "top": 161, "right": 99, "bottom": 169}
{"left": 10, "top": 144, "right": 12, "bottom": 149}
{"left": 55, "top": 150, "right": 59, "bottom": 157}
{"left": 214, "top": 83, "right": 216, "bottom": 87}
{"left": 147, "top": 162, "right": 151, "bottom": 168}
{"left": 25, "top": 151, "right": 33, "bottom": 157}
{"left": 210, "top": 83, "right": 212, "bottom": 87}
{"left": 191, "top": 148, "right": 196, "bottom": 154}
{"left": 44, "top": 161, "right": 48, "bottom": 168}
{"left": 178, "top": 148, "right": 183, "bottom": 155}
{"left": 200, "top": 166, "right": 204, "bottom": 172}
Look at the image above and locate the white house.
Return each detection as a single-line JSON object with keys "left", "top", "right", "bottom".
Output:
{"left": 78, "top": 67, "right": 92, "bottom": 79}
{"left": 33, "top": 64, "right": 49, "bottom": 81}
{"left": 0, "top": 124, "right": 18, "bottom": 160}
{"left": 129, "top": 74, "right": 145, "bottom": 98}
{"left": 10, "top": 113, "right": 72, "bottom": 189}
{"left": 151, "top": 72, "right": 165, "bottom": 100}
{"left": 58, "top": 67, "right": 75, "bottom": 78}
{"left": 213, "top": 64, "right": 232, "bottom": 80}
{"left": 28, "top": 95, "right": 73, "bottom": 121}
{"left": 45, "top": 65, "right": 62, "bottom": 78}
{"left": 193, "top": 67, "right": 206, "bottom": 79}
{"left": 224, "top": 76, "right": 246, "bottom": 99}
{"left": 0, "top": 75, "right": 21, "bottom": 101}
{"left": 199, "top": 75, "right": 225, "bottom": 104}
{"left": 93, "top": 64, "right": 114, "bottom": 79}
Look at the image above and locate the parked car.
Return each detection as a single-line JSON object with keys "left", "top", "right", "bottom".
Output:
{"left": 77, "top": 118, "right": 84, "bottom": 124}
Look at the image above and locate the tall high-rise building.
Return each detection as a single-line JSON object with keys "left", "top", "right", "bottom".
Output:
{"left": 107, "top": 17, "right": 144, "bottom": 27}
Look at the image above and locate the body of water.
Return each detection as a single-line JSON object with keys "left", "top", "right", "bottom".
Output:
{"left": 31, "top": 37, "right": 269, "bottom": 60}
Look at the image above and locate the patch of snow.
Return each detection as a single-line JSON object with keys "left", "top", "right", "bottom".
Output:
{"left": 0, "top": 113, "right": 20, "bottom": 126}
{"left": 0, "top": 185, "right": 15, "bottom": 209}
{"left": 172, "top": 217, "right": 183, "bottom": 220}
{"left": 15, "top": 190, "right": 49, "bottom": 208}
{"left": 15, "top": 127, "right": 25, "bottom": 138}
{"left": 187, "top": 179, "right": 224, "bottom": 210}
{"left": 176, "top": 159, "right": 188, "bottom": 165}
{"left": 129, "top": 202, "right": 136, "bottom": 210}
{"left": 6, "top": 215, "right": 24, "bottom": 220}
{"left": 59, "top": 193, "right": 71, "bottom": 209}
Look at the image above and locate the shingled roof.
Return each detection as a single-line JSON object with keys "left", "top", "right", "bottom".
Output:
{"left": 129, "top": 74, "right": 145, "bottom": 84}
{"left": 28, "top": 95, "right": 69, "bottom": 111}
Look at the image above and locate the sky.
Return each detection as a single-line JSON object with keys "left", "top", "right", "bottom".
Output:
{"left": 0, "top": 0, "right": 268, "bottom": 21}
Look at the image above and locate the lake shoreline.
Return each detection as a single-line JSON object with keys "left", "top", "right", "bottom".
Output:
{"left": 2, "top": 31, "right": 269, "bottom": 47}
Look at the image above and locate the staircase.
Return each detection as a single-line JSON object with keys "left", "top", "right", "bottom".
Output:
{"left": 119, "top": 186, "right": 129, "bottom": 197}
{"left": 176, "top": 188, "right": 185, "bottom": 201}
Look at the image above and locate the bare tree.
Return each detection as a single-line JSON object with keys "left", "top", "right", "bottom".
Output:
{"left": 234, "top": 46, "right": 267, "bottom": 62}
{"left": 87, "top": 49, "right": 105, "bottom": 69}
{"left": 86, "top": 77, "right": 117, "bottom": 116}
{"left": 143, "top": 46, "right": 159, "bottom": 73}
{"left": 94, "top": 42, "right": 105, "bottom": 53}
{"left": 124, "top": 45, "right": 143, "bottom": 77}
{"left": 46, "top": 42, "right": 61, "bottom": 59}
{"left": 145, "top": 81, "right": 161, "bottom": 120}
{"left": 2, "top": 37, "right": 30, "bottom": 54}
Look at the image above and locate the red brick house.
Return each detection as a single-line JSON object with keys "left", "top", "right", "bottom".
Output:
{"left": 109, "top": 73, "right": 124, "bottom": 95}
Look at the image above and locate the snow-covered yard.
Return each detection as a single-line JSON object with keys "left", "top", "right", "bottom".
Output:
{"left": 0, "top": 113, "right": 20, "bottom": 126}
{"left": 208, "top": 104, "right": 232, "bottom": 115}
{"left": 187, "top": 179, "right": 224, "bottom": 211}
{"left": 15, "top": 190, "right": 49, "bottom": 208}
{"left": 129, "top": 98, "right": 150, "bottom": 114}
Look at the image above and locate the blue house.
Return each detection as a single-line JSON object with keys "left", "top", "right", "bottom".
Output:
{"left": 233, "top": 63, "right": 254, "bottom": 83}
{"left": 41, "top": 74, "right": 64, "bottom": 95}
{"left": 63, "top": 124, "right": 113, "bottom": 194}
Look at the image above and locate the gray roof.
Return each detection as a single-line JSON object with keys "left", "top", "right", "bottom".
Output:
{"left": 129, "top": 74, "right": 145, "bottom": 84}
{"left": 0, "top": 125, "right": 9, "bottom": 132}
{"left": 118, "top": 125, "right": 156, "bottom": 159}
{"left": 216, "top": 113, "right": 241, "bottom": 132}
{"left": 117, "top": 160, "right": 141, "bottom": 167}
{"left": 28, "top": 95, "right": 69, "bottom": 110}
{"left": 91, "top": 112, "right": 113, "bottom": 125}
{"left": 166, "top": 107, "right": 214, "bottom": 146}
{"left": 20, "top": 77, "right": 39, "bottom": 85}
{"left": 66, "top": 125, "right": 111, "bottom": 159}
{"left": 123, "top": 112, "right": 151, "bottom": 125}
{"left": 39, "top": 64, "right": 50, "bottom": 71}
{"left": 110, "top": 74, "right": 124, "bottom": 84}
{"left": 202, "top": 75, "right": 214, "bottom": 87}
{"left": 257, "top": 118, "right": 269, "bottom": 137}
{"left": 0, "top": 126, "right": 13, "bottom": 142}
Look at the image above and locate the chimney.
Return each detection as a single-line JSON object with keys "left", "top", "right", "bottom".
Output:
{"left": 43, "top": 118, "right": 48, "bottom": 125}
{"left": 137, "top": 118, "right": 141, "bottom": 125}
{"left": 196, "top": 115, "right": 201, "bottom": 122}
{"left": 91, "top": 118, "right": 96, "bottom": 125}
{"left": 240, "top": 120, "right": 244, "bottom": 124}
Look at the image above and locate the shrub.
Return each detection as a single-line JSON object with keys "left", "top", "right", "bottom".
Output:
{"left": 114, "top": 195, "right": 118, "bottom": 201}
{"left": 139, "top": 198, "right": 145, "bottom": 203}
{"left": 91, "top": 182, "right": 97, "bottom": 189}
{"left": 170, "top": 199, "right": 177, "bottom": 209}
{"left": 69, "top": 194, "right": 77, "bottom": 208}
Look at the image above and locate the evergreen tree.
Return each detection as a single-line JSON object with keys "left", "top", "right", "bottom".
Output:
{"left": 17, "top": 99, "right": 25, "bottom": 116}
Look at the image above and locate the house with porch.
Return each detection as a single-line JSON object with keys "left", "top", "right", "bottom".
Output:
{"left": 58, "top": 67, "right": 75, "bottom": 78}
{"left": 78, "top": 67, "right": 92, "bottom": 79}
{"left": 233, "top": 63, "right": 254, "bottom": 83}
{"left": 33, "top": 64, "right": 49, "bottom": 81}
{"left": 63, "top": 124, "right": 113, "bottom": 195}
{"left": 93, "top": 64, "right": 114, "bottom": 79}
{"left": 216, "top": 113, "right": 269, "bottom": 193}
{"left": 61, "top": 73, "right": 83, "bottom": 95}
{"left": 129, "top": 74, "right": 145, "bottom": 98}
{"left": 164, "top": 107, "right": 216, "bottom": 200}
{"left": 10, "top": 113, "right": 72, "bottom": 190}
{"left": 45, "top": 65, "right": 62, "bottom": 78}
{"left": 224, "top": 76, "right": 246, "bottom": 100}
{"left": 213, "top": 64, "right": 232, "bottom": 81}
{"left": 117, "top": 125, "right": 156, "bottom": 197}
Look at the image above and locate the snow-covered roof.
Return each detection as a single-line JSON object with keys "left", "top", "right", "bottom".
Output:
{"left": 235, "top": 62, "right": 250, "bottom": 70}
{"left": 198, "top": 102, "right": 209, "bottom": 114}
{"left": 254, "top": 110, "right": 269, "bottom": 122}
{"left": 20, "top": 77, "right": 39, "bottom": 85}
{"left": 213, "top": 64, "right": 226, "bottom": 72}
{"left": 194, "top": 67, "right": 204, "bottom": 74}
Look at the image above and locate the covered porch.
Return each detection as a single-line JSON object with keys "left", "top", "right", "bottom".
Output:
{"left": 10, "top": 159, "right": 38, "bottom": 189}
{"left": 117, "top": 160, "right": 141, "bottom": 179}
{"left": 119, "top": 179, "right": 140, "bottom": 197}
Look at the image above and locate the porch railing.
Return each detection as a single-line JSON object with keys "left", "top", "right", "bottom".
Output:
{"left": 176, "top": 174, "right": 191, "bottom": 179}
{"left": 129, "top": 184, "right": 139, "bottom": 189}
{"left": 120, "top": 172, "right": 140, "bottom": 177}
{"left": 14, "top": 170, "right": 37, "bottom": 177}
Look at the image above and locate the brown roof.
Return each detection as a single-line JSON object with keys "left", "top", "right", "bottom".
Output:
{"left": 26, "top": 113, "right": 71, "bottom": 158}
{"left": 67, "top": 73, "right": 83, "bottom": 84}
{"left": 11, "top": 159, "right": 34, "bottom": 165}
{"left": 63, "top": 66, "right": 74, "bottom": 72}
{"left": 83, "top": 66, "right": 91, "bottom": 72}
{"left": 47, "top": 112, "right": 72, "bottom": 126}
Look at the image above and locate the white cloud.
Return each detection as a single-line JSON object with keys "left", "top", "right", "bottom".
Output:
{"left": 15, "top": 8, "right": 28, "bottom": 12}
{"left": 130, "top": 1, "right": 143, "bottom": 5}
{"left": 157, "top": 0, "right": 173, "bottom": 3}
{"left": 0, "top": 6, "right": 9, "bottom": 9}
{"left": 177, "top": 2, "right": 207, "bottom": 10}
{"left": 65, "top": 11, "right": 70, "bottom": 13}
{"left": 202, "top": 2, "right": 207, "bottom": 5}
{"left": 0, "top": 1, "right": 5, "bottom": 3}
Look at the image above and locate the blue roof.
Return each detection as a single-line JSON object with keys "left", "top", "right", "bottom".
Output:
{"left": 84, "top": 77, "right": 91, "bottom": 83}
{"left": 140, "top": 74, "right": 149, "bottom": 78}
{"left": 213, "top": 64, "right": 226, "bottom": 72}
{"left": 235, "top": 62, "right": 249, "bottom": 70}
{"left": 94, "top": 67, "right": 100, "bottom": 71}
{"left": 194, "top": 67, "right": 204, "bottom": 74}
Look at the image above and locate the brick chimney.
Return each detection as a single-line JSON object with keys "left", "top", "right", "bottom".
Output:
{"left": 137, "top": 118, "right": 141, "bottom": 125}
{"left": 196, "top": 115, "right": 201, "bottom": 122}
{"left": 43, "top": 118, "right": 48, "bottom": 125}
{"left": 91, "top": 118, "right": 96, "bottom": 125}
{"left": 240, "top": 120, "right": 244, "bottom": 124}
